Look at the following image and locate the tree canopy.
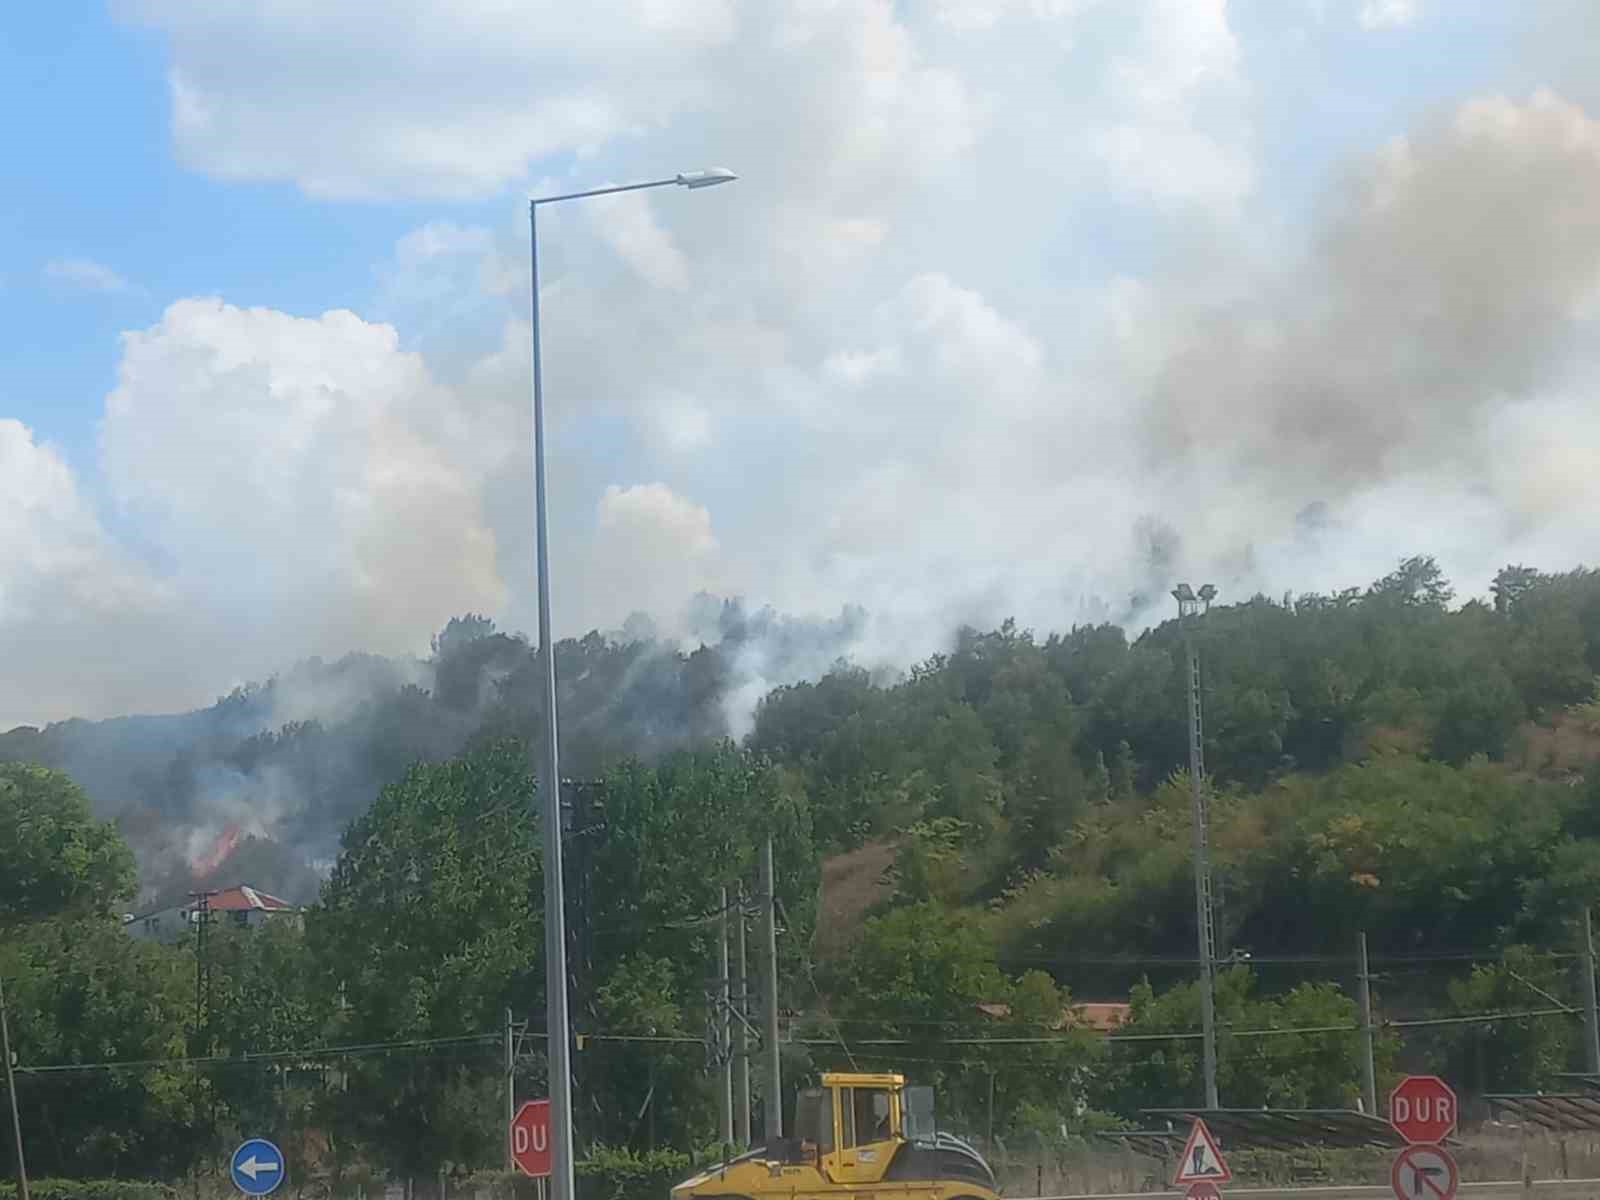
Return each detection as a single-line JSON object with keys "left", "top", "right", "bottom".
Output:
{"left": 0, "top": 763, "right": 136, "bottom": 924}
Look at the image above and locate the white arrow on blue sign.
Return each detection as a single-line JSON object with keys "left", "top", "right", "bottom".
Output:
{"left": 230, "top": 1138, "right": 286, "bottom": 1197}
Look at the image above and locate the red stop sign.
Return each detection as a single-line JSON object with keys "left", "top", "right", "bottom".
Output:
{"left": 1390, "top": 1075, "right": 1456, "bottom": 1145}
{"left": 510, "top": 1099, "right": 551, "bottom": 1177}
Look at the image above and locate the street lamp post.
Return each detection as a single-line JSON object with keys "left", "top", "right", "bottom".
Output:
{"left": 1172, "top": 582, "right": 1219, "bottom": 1110}
{"left": 528, "top": 167, "right": 736, "bottom": 1200}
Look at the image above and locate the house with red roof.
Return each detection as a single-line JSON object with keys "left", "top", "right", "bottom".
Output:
{"left": 124, "top": 884, "right": 299, "bottom": 944}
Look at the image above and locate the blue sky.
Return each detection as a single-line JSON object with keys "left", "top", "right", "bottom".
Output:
{"left": 6, "top": 1, "right": 1600, "bottom": 730}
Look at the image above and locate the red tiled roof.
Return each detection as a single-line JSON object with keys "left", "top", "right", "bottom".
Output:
{"left": 1065, "top": 1001, "right": 1130, "bottom": 1031}
{"left": 975, "top": 999, "right": 1131, "bottom": 1031}
{"left": 208, "top": 885, "right": 295, "bottom": 912}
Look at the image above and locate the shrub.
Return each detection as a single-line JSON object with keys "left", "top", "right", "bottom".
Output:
{"left": 0, "top": 1182, "right": 177, "bottom": 1200}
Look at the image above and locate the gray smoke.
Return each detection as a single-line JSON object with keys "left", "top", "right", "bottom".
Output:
{"left": 1135, "top": 89, "right": 1600, "bottom": 560}
{"left": 0, "top": 603, "right": 875, "bottom": 904}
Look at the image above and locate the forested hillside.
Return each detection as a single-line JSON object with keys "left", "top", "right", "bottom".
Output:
{"left": 5, "top": 556, "right": 1600, "bottom": 1185}
{"left": 756, "top": 557, "right": 1600, "bottom": 985}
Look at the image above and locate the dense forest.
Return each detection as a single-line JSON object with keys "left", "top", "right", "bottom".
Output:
{"left": 5, "top": 556, "right": 1600, "bottom": 1187}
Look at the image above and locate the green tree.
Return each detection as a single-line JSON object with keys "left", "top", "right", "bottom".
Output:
{"left": 0, "top": 918, "right": 198, "bottom": 1179}
{"left": 578, "top": 746, "right": 814, "bottom": 1149}
{"left": 1429, "top": 667, "right": 1524, "bottom": 763}
{"left": 1367, "top": 555, "right": 1454, "bottom": 609}
{"left": 1097, "top": 966, "right": 1391, "bottom": 1114}
{"left": 827, "top": 903, "right": 1098, "bottom": 1135}
{"left": 1239, "top": 756, "right": 1568, "bottom": 954}
{"left": 198, "top": 918, "right": 334, "bottom": 1180}
{"left": 1431, "top": 947, "right": 1576, "bottom": 1095}
{"left": 308, "top": 740, "right": 542, "bottom": 1177}
{"left": 0, "top": 763, "right": 136, "bottom": 922}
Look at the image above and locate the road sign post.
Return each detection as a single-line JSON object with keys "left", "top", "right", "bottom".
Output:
{"left": 1392, "top": 1144, "right": 1458, "bottom": 1200}
{"left": 1390, "top": 1076, "right": 1457, "bottom": 1145}
{"left": 1186, "top": 1183, "right": 1223, "bottom": 1200}
{"left": 1173, "top": 1118, "right": 1231, "bottom": 1188}
{"left": 230, "top": 1138, "right": 285, "bottom": 1197}
{"left": 511, "top": 1099, "right": 552, "bottom": 1179}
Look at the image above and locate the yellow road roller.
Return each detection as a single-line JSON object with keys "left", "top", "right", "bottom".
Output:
{"left": 670, "top": 1072, "right": 1001, "bottom": 1200}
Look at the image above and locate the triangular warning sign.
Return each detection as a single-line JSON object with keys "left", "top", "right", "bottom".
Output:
{"left": 1173, "top": 1118, "right": 1232, "bottom": 1187}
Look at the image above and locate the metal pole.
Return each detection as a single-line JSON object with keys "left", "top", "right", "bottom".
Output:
{"left": 505, "top": 1007, "right": 515, "bottom": 1171}
{"left": 1179, "top": 602, "right": 1220, "bottom": 1110}
{"left": 734, "top": 883, "right": 751, "bottom": 1146}
{"left": 1357, "top": 932, "right": 1377, "bottom": 1116}
{"left": 0, "top": 970, "right": 29, "bottom": 1200}
{"left": 1583, "top": 909, "right": 1600, "bottom": 1075}
{"left": 718, "top": 888, "right": 733, "bottom": 1146}
{"left": 530, "top": 198, "right": 576, "bottom": 1200}
{"left": 760, "top": 838, "right": 782, "bottom": 1141}
{"left": 986, "top": 1069, "right": 995, "bottom": 1149}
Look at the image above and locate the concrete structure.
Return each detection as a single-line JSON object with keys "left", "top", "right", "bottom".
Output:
{"left": 123, "top": 884, "right": 297, "bottom": 944}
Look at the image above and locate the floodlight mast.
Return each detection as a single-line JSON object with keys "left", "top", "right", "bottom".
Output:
{"left": 1173, "top": 581, "right": 1219, "bottom": 1109}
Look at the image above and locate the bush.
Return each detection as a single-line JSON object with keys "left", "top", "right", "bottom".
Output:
{"left": 0, "top": 1183, "right": 177, "bottom": 1200}
{"left": 576, "top": 1145, "right": 694, "bottom": 1200}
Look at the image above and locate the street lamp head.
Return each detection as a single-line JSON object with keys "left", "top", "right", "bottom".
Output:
{"left": 676, "top": 167, "right": 738, "bottom": 189}
{"left": 1172, "top": 583, "right": 1196, "bottom": 604}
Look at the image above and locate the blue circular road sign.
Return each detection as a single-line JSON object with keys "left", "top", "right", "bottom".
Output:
{"left": 230, "top": 1138, "right": 285, "bottom": 1196}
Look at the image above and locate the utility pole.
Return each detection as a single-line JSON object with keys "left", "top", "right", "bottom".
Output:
{"left": 734, "top": 883, "right": 752, "bottom": 1146}
{"left": 761, "top": 838, "right": 783, "bottom": 1141}
{"left": 188, "top": 886, "right": 217, "bottom": 1197}
{"left": 1357, "top": 932, "right": 1377, "bottom": 1116}
{"left": 1172, "top": 583, "right": 1219, "bottom": 1110}
{"left": 505, "top": 1007, "right": 515, "bottom": 1171}
{"left": 0, "top": 969, "right": 30, "bottom": 1200}
{"left": 189, "top": 890, "right": 217, "bottom": 1052}
{"left": 717, "top": 888, "right": 734, "bottom": 1146}
{"left": 1582, "top": 909, "right": 1600, "bottom": 1075}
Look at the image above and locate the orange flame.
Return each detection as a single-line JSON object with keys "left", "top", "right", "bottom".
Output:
{"left": 192, "top": 823, "right": 242, "bottom": 880}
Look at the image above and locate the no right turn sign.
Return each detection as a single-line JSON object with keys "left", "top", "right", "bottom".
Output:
{"left": 1391, "top": 1143, "right": 1458, "bottom": 1200}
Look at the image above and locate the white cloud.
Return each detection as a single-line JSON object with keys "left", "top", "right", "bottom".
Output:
{"left": 100, "top": 298, "right": 508, "bottom": 658}
{"left": 598, "top": 483, "right": 718, "bottom": 556}
{"left": 121, "top": 0, "right": 739, "bottom": 199}
{"left": 43, "top": 258, "right": 137, "bottom": 294}
{"left": 646, "top": 395, "right": 714, "bottom": 453}
{"left": 394, "top": 222, "right": 494, "bottom": 263}
{"left": 120, "top": 0, "right": 1249, "bottom": 220}
{"left": 1092, "top": 0, "right": 1251, "bottom": 210}
{"left": 578, "top": 483, "right": 722, "bottom": 631}
{"left": 822, "top": 347, "right": 903, "bottom": 389}
{"left": 0, "top": 298, "right": 517, "bottom": 728}
{"left": 0, "top": 420, "right": 160, "bottom": 625}
{"left": 585, "top": 194, "right": 690, "bottom": 292}
{"left": 0, "top": 420, "right": 176, "bottom": 728}
{"left": 1358, "top": 0, "right": 1418, "bottom": 31}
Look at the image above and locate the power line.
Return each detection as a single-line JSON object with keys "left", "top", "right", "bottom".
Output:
{"left": 10, "top": 999, "right": 1581, "bottom": 1080}
{"left": 791, "top": 1004, "right": 1583, "bottom": 1046}
{"left": 997, "top": 950, "right": 1581, "bottom": 967}
{"left": 1388, "top": 1006, "right": 1574, "bottom": 1029}
{"left": 12, "top": 1032, "right": 501, "bottom": 1077}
